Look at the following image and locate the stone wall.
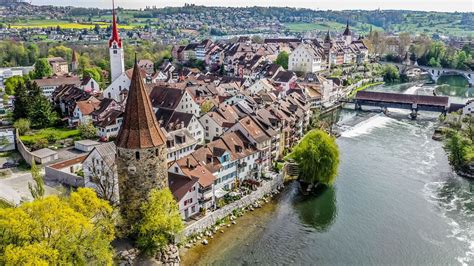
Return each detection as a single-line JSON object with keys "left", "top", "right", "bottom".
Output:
{"left": 182, "top": 173, "right": 284, "bottom": 238}
{"left": 117, "top": 145, "right": 169, "bottom": 229}
{"left": 44, "top": 166, "right": 84, "bottom": 187}
{"left": 15, "top": 130, "right": 35, "bottom": 165}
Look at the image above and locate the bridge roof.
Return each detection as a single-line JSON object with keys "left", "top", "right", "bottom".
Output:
{"left": 355, "top": 91, "right": 449, "bottom": 107}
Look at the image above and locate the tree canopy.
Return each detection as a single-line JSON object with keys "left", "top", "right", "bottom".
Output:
{"left": 0, "top": 188, "right": 115, "bottom": 265}
{"left": 275, "top": 51, "right": 289, "bottom": 70}
{"left": 33, "top": 58, "right": 52, "bottom": 79}
{"left": 136, "top": 188, "right": 183, "bottom": 255}
{"left": 289, "top": 130, "right": 339, "bottom": 186}
{"left": 13, "top": 80, "right": 57, "bottom": 128}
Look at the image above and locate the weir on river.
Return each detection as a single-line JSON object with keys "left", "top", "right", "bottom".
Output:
{"left": 182, "top": 81, "right": 474, "bottom": 266}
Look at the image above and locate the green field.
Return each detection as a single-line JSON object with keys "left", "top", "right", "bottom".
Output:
{"left": 11, "top": 19, "right": 136, "bottom": 30}
{"left": 20, "top": 128, "right": 81, "bottom": 144}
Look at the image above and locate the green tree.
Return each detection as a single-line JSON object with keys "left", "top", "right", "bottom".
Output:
{"left": 445, "top": 132, "right": 469, "bottom": 171}
{"left": 33, "top": 58, "right": 52, "bottom": 79}
{"left": 12, "top": 80, "right": 29, "bottom": 121}
{"left": 48, "top": 45, "right": 73, "bottom": 62}
{"left": 382, "top": 65, "right": 400, "bottom": 82}
{"left": 136, "top": 188, "right": 183, "bottom": 255}
{"left": 0, "top": 188, "right": 114, "bottom": 265}
{"left": 78, "top": 123, "right": 97, "bottom": 139}
{"left": 288, "top": 130, "right": 339, "bottom": 186}
{"left": 13, "top": 118, "right": 30, "bottom": 135}
{"left": 275, "top": 51, "right": 289, "bottom": 69}
{"left": 27, "top": 81, "right": 57, "bottom": 128}
{"left": 4, "top": 76, "right": 25, "bottom": 95}
{"left": 28, "top": 160, "right": 45, "bottom": 200}
{"left": 83, "top": 67, "right": 102, "bottom": 83}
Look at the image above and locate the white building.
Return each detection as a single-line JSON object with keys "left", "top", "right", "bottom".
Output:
{"left": 83, "top": 142, "right": 119, "bottom": 203}
{"left": 289, "top": 43, "right": 324, "bottom": 73}
{"left": 164, "top": 128, "right": 198, "bottom": 163}
{"left": 168, "top": 172, "right": 200, "bottom": 219}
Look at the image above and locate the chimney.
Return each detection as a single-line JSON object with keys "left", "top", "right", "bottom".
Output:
{"left": 186, "top": 157, "right": 190, "bottom": 168}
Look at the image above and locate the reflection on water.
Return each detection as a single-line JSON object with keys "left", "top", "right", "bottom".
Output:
{"left": 294, "top": 185, "right": 337, "bottom": 232}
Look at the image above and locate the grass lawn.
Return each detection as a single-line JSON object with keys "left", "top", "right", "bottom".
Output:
{"left": 11, "top": 19, "right": 135, "bottom": 30}
{"left": 20, "top": 128, "right": 81, "bottom": 144}
{"left": 349, "top": 81, "right": 385, "bottom": 98}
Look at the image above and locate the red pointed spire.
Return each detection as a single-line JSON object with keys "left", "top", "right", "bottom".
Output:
{"left": 109, "top": 0, "right": 122, "bottom": 48}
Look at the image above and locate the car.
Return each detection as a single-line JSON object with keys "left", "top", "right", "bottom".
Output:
{"left": 1, "top": 162, "right": 18, "bottom": 169}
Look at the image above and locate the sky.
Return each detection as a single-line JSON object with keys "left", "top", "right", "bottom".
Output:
{"left": 31, "top": 0, "right": 474, "bottom": 12}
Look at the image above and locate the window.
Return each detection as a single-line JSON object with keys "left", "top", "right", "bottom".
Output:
{"left": 175, "top": 166, "right": 178, "bottom": 173}
{"left": 113, "top": 50, "right": 117, "bottom": 54}
{"left": 135, "top": 151, "right": 140, "bottom": 160}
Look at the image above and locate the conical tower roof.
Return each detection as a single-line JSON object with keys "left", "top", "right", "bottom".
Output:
{"left": 116, "top": 60, "right": 165, "bottom": 149}
{"left": 343, "top": 20, "right": 351, "bottom": 36}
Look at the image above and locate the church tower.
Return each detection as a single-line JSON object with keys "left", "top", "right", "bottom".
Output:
{"left": 109, "top": 0, "right": 125, "bottom": 82}
{"left": 343, "top": 20, "right": 352, "bottom": 46}
{"left": 115, "top": 60, "right": 168, "bottom": 229}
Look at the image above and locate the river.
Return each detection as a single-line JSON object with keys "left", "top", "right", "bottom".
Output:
{"left": 182, "top": 78, "right": 474, "bottom": 266}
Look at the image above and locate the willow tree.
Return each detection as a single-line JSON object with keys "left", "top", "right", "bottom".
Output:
{"left": 289, "top": 130, "right": 339, "bottom": 186}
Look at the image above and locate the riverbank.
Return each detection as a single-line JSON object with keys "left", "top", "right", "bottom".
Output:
{"left": 348, "top": 81, "right": 385, "bottom": 98}
{"left": 180, "top": 187, "right": 284, "bottom": 265}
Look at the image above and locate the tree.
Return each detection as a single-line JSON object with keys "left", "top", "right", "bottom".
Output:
{"left": 28, "top": 160, "right": 45, "bottom": 200}
{"left": 78, "top": 123, "right": 97, "bottom": 139}
{"left": 27, "top": 81, "right": 57, "bottom": 128}
{"left": 13, "top": 118, "right": 30, "bottom": 135}
{"left": 136, "top": 189, "right": 183, "bottom": 255}
{"left": 0, "top": 188, "right": 114, "bottom": 265}
{"left": 275, "top": 51, "right": 289, "bottom": 70}
{"left": 12, "top": 80, "right": 29, "bottom": 121}
{"left": 48, "top": 45, "right": 73, "bottom": 62}
{"left": 288, "top": 130, "right": 339, "bottom": 186}
{"left": 83, "top": 67, "right": 102, "bottom": 83}
{"left": 33, "top": 58, "right": 52, "bottom": 79}
{"left": 397, "top": 32, "right": 411, "bottom": 55}
{"left": 445, "top": 132, "right": 469, "bottom": 171}
{"left": 4, "top": 76, "right": 25, "bottom": 95}
{"left": 83, "top": 159, "right": 118, "bottom": 204}
{"left": 382, "top": 65, "right": 400, "bottom": 82}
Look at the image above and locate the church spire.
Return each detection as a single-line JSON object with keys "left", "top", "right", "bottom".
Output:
{"left": 116, "top": 61, "right": 166, "bottom": 149}
{"left": 109, "top": 0, "right": 122, "bottom": 48}
{"left": 343, "top": 20, "right": 351, "bottom": 36}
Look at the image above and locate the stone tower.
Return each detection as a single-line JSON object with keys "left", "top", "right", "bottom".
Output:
{"left": 115, "top": 60, "right": 168, "bottom": 229}
{"left": 71, "top": 50, "right": 79, "bottom": 73}
{"left": 343, "top": 20, "right": 352, "bottom": 46}
{"left": 109, "top": 0, "right": 125, "bottom": 83}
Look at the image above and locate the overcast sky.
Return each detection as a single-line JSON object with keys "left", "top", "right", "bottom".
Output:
{"left": 31, "top": 0, "right": 474, "bottom": 12}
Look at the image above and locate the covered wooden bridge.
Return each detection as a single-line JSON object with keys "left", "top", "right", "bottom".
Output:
{"left": 354, "top": 91, "right": 449, "bottom": 119}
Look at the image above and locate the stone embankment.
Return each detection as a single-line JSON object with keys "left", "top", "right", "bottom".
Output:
{"left": 182, "top": 173, "right": 284, "bottom": 239}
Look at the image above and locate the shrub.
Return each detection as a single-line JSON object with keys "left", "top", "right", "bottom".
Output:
{"left": 13, "top": 118, "right": 31, "bottom": 135}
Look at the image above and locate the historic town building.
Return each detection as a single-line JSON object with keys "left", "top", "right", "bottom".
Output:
{"left": 115, "top": 61, "right": 169, "bottom": 228}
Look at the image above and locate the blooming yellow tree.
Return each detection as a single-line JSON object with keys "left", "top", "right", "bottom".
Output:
{"left": 0, "top": 188, "right": 115, "bottom": 265}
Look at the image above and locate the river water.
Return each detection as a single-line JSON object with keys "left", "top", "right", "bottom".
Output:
{"left": 183, "top": 78, "right": 474, "bottom": 266}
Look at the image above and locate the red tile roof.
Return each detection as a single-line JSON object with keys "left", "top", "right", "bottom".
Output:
{"left": 115, "top": 62, "right": 166, "bottom": 149}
